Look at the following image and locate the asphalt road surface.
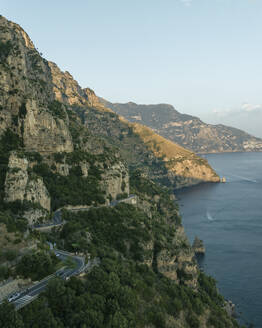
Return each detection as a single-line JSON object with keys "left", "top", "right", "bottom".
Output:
{"left": 10, "top": 249, "right": 85, "bottom": 310}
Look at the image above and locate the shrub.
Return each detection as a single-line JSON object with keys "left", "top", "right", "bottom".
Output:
{"left": 48, "top": 100, "right": 66, "bottom": 120}
{"left": 0, "top": 266, "right": 10, "bottom": 280}
{"left": 5, "top": 249, "right": 18, "bottom": 262}
{"left": 16, "top": 251, "right": 58, "bottom": 281}
{"left": 0, "top": 40, "right": 12, "bottom": 62}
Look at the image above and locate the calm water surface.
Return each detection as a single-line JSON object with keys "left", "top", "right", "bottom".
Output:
{"left": 176, "top": 152, "right": 262, "bottom": 327}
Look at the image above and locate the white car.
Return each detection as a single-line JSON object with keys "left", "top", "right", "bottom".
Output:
{"left": 8, "top": 292, "right": 21, "bottom": 302}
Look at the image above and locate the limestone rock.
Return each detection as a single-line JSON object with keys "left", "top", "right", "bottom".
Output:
{"left": 22, "top": 99, "right": 73, "bottom": 154}
{"left": 23, "top": 208, "right": 48, "bottom": 226}
{"left": 4, "top": 152, "right": 50, "bottom": 212}
{"left": 4, "top": 152, "right": 29, "bottom": 203}
{"left": 80, "top": 161, "right": 90, "bottom": 177}
{"left": 24, "top": 177, "right": 50, "bottom": 211}
{"left": 0, "top": 16, "right": 73, "bottom": 155}
{"left": 101, "top": 162, "right": 129, "bottom": 200}
{"left": 54, "top": 162, "right": 70, "bottom": 176}
{"left": 192, "top": 236, "right": 205, "bottom": 255}
{"left": 157, "top": 226, "right": 198, "bottom": 288}
{"left": 48, "top": 62, "right": 103, "bottom": 109}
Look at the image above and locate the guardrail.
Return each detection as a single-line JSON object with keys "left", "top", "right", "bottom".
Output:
{"left": 15, "top": 294, "right": 38, "bottom": 310}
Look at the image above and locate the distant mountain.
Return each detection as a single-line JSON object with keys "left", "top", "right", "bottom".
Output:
{"left": 100, "top": 99, "right": 262, "bottom": 154}
{"left": 202, "top": 107, "right": 262, "bottom": 139}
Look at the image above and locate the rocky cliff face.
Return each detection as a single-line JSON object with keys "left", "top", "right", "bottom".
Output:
{"left": 4, "top": 152, "right": 29, "bottom": 203}
{"left": 0, "top": 16, "right": 73, "bottom": 154}
{"left": 101, "top": 162, "right": 129, "bottom": 202}
{"left": 157, "top": 226, "right": 198, "bottom": 288}
{"left": 132, "top": 174, "right": 199, "bottom": 288}
{"left": 4, "top": 152, "right": 50, "bottom": 223}
{"left": 48, "top": 61, "right": 105, "bottom": 109}
{"left": 22, "top": 99, "right": 73, "bottom": 154}
{"left": 0, "top": 15, "right": 130, "bottom": 207}
{"left": 101, "top": 100, "right": 262, "bottom": 154}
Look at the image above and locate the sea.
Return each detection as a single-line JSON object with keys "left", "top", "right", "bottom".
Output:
{"left": 176, "top": 152, "right": 262, "bottom": 328}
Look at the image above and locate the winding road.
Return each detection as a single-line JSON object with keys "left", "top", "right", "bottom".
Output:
{"left": 6, "top": 195, "right": 136, "bottom": 310}
{"left": 10, "top": 249, "right": 85, "bottom": 310}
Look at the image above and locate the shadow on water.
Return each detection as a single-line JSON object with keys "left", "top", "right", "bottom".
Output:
{"left": 175, "top": 181, "right": 221, "bottom": 201}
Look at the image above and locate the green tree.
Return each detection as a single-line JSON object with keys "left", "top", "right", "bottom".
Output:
{"left": 0, "top": 301, "right": 24, "bottom": 328}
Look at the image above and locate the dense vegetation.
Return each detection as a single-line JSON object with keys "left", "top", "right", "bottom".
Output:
{"left": 0, "top": 252, "right": 241, "bottom": 328}
{"left": 32, "top": 160, "right": 105, "bottom": 211}
{"left": 0, "top": 211, "right": 27, "bottom": 233}
{"left": 59, "top": 204, "right": 152, "bottom": 258}
{"left": 16, "top": 250, "right": 59, "bottom": 281}
{"left": 0, "top": 200, "right": 238, "bottom": 327}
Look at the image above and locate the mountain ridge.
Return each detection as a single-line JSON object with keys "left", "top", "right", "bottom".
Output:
{"left": 100, "top": 98, "right": 262, "bottom": 154}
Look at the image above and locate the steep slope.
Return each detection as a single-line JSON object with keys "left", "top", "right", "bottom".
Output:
{"left": 0, "top": 16, "right": 239, "bottom": 328}
{"left": 0, "top": 15, "right": 129, "bottom": 220}
{"left": 48, "top": 62, "right": 219, "bottom": 189}
{"left": 101, "top": 100, "right": 262, "bottom": 154}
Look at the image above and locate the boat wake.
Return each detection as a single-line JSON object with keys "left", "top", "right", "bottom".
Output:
{"left": 206, "top": 211, "right": 215, "bottom": 221}
{"left": 227, "top": 173, "right": 257, "bottom": 183}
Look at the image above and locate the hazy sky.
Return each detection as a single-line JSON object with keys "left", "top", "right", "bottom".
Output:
{"left": 2, "top": 0, "right": 262, "bottom": 133}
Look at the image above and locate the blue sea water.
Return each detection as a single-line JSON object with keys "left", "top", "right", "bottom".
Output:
{"left": 176, "top": 152, "right": 262, "bottom": 327}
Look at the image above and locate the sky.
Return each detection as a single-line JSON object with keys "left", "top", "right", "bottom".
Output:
{"left": 2, "top": 0, "right": 262, "bottom": 137}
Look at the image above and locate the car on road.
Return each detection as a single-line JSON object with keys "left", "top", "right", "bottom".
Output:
{"left": 55, "top": 270, "right": 64, "bottom": 277}
{"left": 8, "top": 292, "right": 21, "bottom": 302}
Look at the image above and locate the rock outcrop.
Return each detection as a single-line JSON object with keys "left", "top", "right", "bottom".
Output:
{"left": 24, "top": 177, "right": 50, "bottom": 211}
{"left": 192, "top": 236, "right": 205, "bottom": 255}
{"left": 22, "top": 99, "right": 73, "bottom": 154}
{"left": 101, "top": 162, "right": 130, "bottom": 202}
{"left": 4, "top": 152, "right": 29, "bottom": 203}
{"left": 48, "top": 61, "right": 104, "bottom": 109}
{"left": 4, "top": 152, "right": 50, "bottom": 212}
{"left": 157, "top": 226, "right": 198, "bottom": 288}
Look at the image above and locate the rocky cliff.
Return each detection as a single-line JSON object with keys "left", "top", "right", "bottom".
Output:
{"left": 4, "top": 152, "right": 50, "bottom": 211}
{"left": 0, "top": 16, "right": 130, "bottom": 214}
{"left": 0, "top": 16, "right": 74, "bottom": 154}
{"left": 4, "top": 151, "right": 50, "bottom": 223}
{"left": 101, "top": 100, "right": 262, "bottom": 154}
{"left": 49, "top": 61, "right": 219, "bottom": 189}
{"left": 0, "top": 16, "right": 240, "bottom": 328}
